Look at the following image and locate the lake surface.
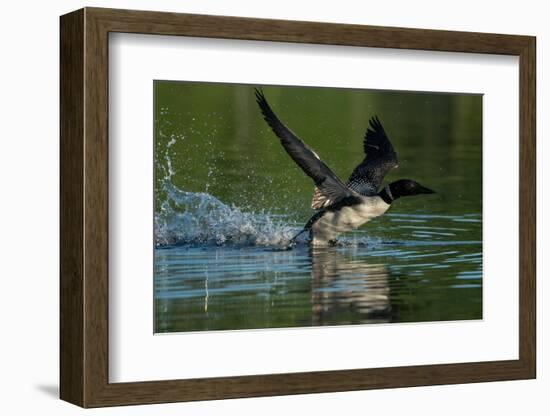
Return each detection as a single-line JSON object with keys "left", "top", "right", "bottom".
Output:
{"left": 153, "top": 82, "right": 482, "bottom": 333}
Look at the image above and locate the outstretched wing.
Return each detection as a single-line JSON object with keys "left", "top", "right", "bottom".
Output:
{"left": 346, "top": 116, "right": 398, "bottom": 196}
{"left": 255, "top": 89, "right": 352, "bottom": 205}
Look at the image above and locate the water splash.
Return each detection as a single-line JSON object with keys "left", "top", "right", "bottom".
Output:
{"left": 154, "top": 109, "right": 303, "bottom": 248}
{"left": 155, "top": 179, "right": 301, "bottom": 247}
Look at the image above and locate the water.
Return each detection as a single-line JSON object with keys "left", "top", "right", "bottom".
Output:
{"left": 154, "top": 81, "right": 482, "bottom": 333}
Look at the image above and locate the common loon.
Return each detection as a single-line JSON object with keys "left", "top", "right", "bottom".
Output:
{"left": 255, "top": 89, "right": 435, "bottom": 246}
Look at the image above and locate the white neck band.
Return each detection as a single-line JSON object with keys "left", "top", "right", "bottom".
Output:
{"left": 385, "top": 185, "right": 394, "bottom": 201}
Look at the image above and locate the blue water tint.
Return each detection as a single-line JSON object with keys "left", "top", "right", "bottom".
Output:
{"left": 154, "top": 190, "right": 482, "bottom": 332}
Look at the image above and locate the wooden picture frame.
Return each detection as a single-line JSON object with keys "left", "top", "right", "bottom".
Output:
{"left": 60, "top": 7, "right": 536, "bottom": 408}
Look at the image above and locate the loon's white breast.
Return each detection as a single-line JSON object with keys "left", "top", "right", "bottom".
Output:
{"left": 311, "top": 196, "right": 390, "bottom": 246}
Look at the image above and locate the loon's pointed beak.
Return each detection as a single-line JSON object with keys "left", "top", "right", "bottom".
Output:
{"left": 418, "top": 185, "right": 435, "bottom": 194}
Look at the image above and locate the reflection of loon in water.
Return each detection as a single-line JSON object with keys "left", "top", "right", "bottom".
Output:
{"left": 309, "top": 248, "right": 393, "bottom": 325}
{"left": 255, "top": 89, "right": 435, "bottom": 246}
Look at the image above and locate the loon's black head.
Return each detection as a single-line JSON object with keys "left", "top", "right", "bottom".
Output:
{"left": 380, "top": 179, "right": 435, "bottom": 203}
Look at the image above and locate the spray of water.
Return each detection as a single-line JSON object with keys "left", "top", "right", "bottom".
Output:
{"left": 155, "top": 180, "right": 299, "bottom": 247}
{"left": 154, "top": 121, "right": 300, "bottom": 248}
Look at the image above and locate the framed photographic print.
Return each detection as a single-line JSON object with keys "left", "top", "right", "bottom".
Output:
{"left": 60, "top": 7, "right": 536, "bottom": 407}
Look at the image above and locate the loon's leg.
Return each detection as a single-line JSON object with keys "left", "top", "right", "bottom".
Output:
{"left": 289, "top": 228, "right": 308, "bottom": 245}
{"left": 290, "top": 211, "right": 325, "bottom": 245}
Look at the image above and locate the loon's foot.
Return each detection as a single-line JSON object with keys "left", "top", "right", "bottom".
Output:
{"left": 289, "top": 228, "right": 308, "bottom": 246}
{"left": 283, "top": 235, "right": 299, "bottom": 250}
